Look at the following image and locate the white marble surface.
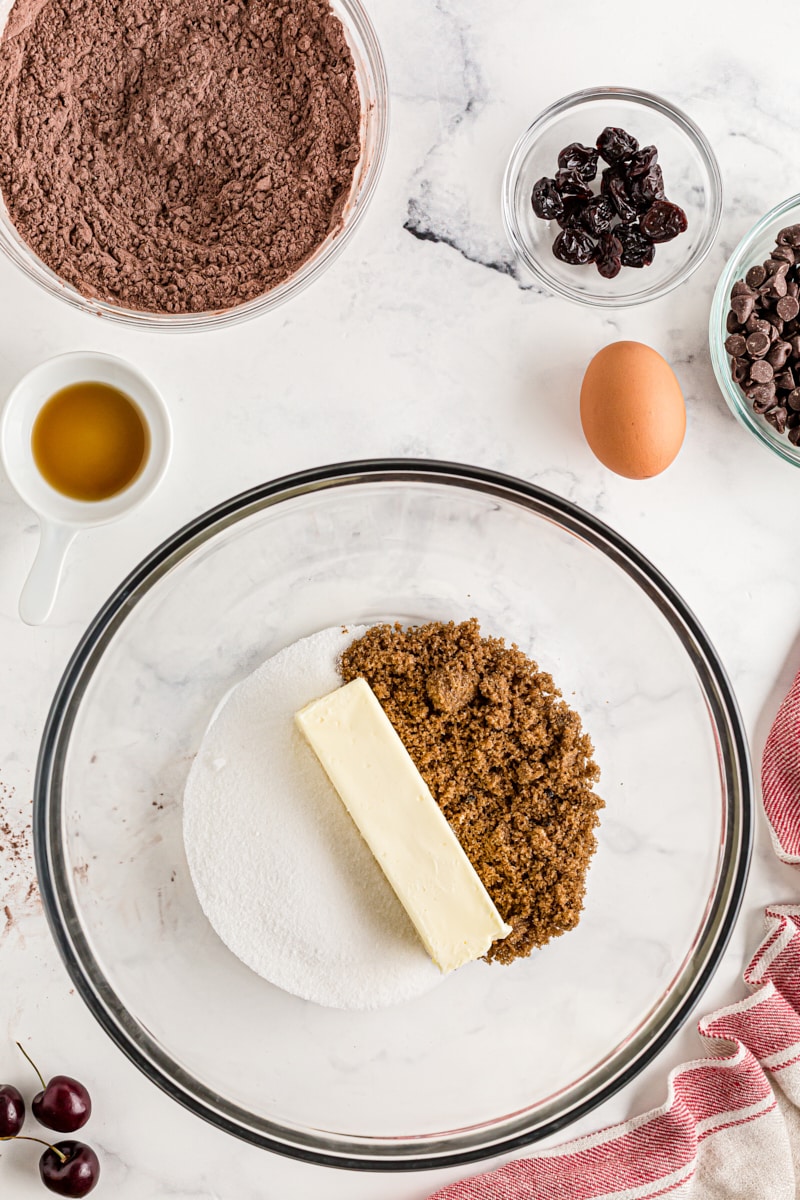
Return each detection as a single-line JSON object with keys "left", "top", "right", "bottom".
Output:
{"left": 2, "top": 0, "right": 800, "bottom": 1195}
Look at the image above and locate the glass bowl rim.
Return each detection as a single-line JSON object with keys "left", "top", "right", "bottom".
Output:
{"left": 709, "top": 191, "right": 800, "bottom": 467}
{"left": 34, "top": 458, "right": 753, "bottom": 1171}
{"left": 0, "top": 0, "right": 388, "bottom": 332}
{"left": 501, "top": 84, "right": 724, "bottom": 309}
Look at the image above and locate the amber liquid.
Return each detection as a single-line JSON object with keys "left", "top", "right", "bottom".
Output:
{"left": 32, "top": 381, "right": 149, "bottom": 502}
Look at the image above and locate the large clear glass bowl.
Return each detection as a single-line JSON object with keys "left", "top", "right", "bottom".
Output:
{"left": 0, "top": 0, "right": 387, "bottom": 331}
{"left": 35, "top": 461, "right": 751, "bottom": 1170}
{"left": 502, "top": 86, "right": 722, "bottom": 308}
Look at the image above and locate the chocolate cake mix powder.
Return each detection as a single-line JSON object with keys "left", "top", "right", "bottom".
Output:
{"left": 0, "top": 0, "right": 361, "bottom": 313}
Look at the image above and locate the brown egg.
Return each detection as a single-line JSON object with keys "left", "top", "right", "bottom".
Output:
{"left": 579, "top": 341, "right": 686, "bottom": 479}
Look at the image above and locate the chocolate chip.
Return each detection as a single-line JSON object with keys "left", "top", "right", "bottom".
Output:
{"left": 725, "top": 333, "right": 747, "bottom": 356}
{"left": 732, "top": 279, "right": 756, "bottom": 297}
{"left": 775, "top": 368, "right": 797, "bottom": 392}
{"left": 746, "top": 331, "right": 771, "bottom": 357}
{"left": 769, "top": 273, "right": 789, "bottom": 298}
{"left": 750, "top": 359, "right": 774, "bottom": 383}
{"left": 789, "top": 425, "right": 800, "bottom": 445}
{"left": 732, "top": 356, "right": 749, "bottom": 383}
{"left": 777, "top": 224, "right": 800, "bottom": 247}
{"left": 788, "top": 388, "right": 800, "bottom": 411}
{"left": 777, "top": 295, "right": 800, "bottom": 321}
{"left": 750, "top": 384, "right": 777, "bottom": 412}
{"left": 765, "top": 406, "right": 788, "bottom": 433}
{"left": 731, "top": 294, "right": 755, "bottom": 323}
{"left": 767, "top": 341, "right": 793, "bottom": 369}
{"left": 746, "top": 264, "right": 767, "bottom": 288}
{"left": 727, "top": 311, "right": 742, "bottom": 333}
{"left": 767, "top": 340, "right": 796, "bottom": 367}
{"left": 772, "top": 245, "right": 796, "bottom": 265}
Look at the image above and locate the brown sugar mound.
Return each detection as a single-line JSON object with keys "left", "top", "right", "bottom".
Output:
{"left": 340, "top": 619, "right": 603, "bottom": 964}
{"left": 0, "top": 0, "right": 361, "bottom": 314}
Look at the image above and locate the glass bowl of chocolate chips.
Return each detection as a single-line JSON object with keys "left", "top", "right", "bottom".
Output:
{"left": 502, "top": 86, "right": 722, "bottom": 307}
{"left": 709, "top": 194, "right": 800, "bottom": 466}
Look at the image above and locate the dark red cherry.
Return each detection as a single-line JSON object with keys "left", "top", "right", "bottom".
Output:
{"left": 0, "top": 1084, "right": 25, "bottom": 1137}
{"left": 17, "top": 1045, "right": 91, "bottom": 1134}
{"left": 32, "top": 1077, "right": 92, "bottom": 1134}
{"left": 39, "top": 1141, "right": 100, "bottom": 1197}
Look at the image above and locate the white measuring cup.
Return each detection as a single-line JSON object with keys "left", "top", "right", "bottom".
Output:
{"left": 0, "top": 351, "right": 172, "bottom": 625}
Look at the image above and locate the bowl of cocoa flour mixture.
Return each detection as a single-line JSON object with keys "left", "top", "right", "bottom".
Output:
{"left": 0, "top": 0, "right": 387, "bottom": 327}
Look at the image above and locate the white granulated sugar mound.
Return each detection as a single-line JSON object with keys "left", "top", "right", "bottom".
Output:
{"left": 183, "top": 625, "right": 443, "bottom": 1010}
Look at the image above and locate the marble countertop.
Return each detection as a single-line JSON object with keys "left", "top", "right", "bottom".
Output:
{"left": 3, "top": 0, "right": 800, "bottom": 1196}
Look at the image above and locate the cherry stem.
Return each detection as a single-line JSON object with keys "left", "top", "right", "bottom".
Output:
{"left": 0, "top": 1135, "right": 66, "bottom": 1163}
{"left": 16, "top": 1041, "right": 46, "bottom": 1091}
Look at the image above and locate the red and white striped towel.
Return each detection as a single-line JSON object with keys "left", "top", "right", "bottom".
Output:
{"left": 430, "top": 671, "right": 800, "bottom": 1200}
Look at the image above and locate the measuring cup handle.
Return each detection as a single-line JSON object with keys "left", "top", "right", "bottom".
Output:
{"left": 19, "top": 520, "right": 76, "bottom": 625}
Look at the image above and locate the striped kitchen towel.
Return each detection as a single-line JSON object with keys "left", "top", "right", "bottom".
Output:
{"left": 763, "top": 668, "right": 800, "bottom": 865}
{"left": 430, "top": 671, "right": 800, "bottom": 1200}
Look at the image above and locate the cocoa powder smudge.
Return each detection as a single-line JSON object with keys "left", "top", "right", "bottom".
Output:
{"left": 0, "top": 785, "right": 27, "bottom": 870}
{"left": 340, "top": 620, "right": 604, "bottom": 965}
{"left": 1, "top": 776, "right": 39, "bottom": 933}
{"left": 0, "top": 0, "right": 361, "bottom": 314}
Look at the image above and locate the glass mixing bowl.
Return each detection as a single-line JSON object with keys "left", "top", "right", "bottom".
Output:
{"left": 502, "top": 86, "right": 722, "bottom": 307}
{"left": 0, "top": 0, "right": 387, "bottom": 331}
{"left": 709, "top": 193, "right": 800, "bottom": 467}
{"left": 35, "top": 461, "right": 751, "bottom": 1170}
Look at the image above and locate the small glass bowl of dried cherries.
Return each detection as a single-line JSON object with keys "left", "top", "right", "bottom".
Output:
{"left": 502, "top": 86, "right": 722, "bottom": 308}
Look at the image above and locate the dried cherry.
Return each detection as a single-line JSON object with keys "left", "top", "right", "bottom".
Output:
{"left": 556, "top": 196, "right": 589, "bottom": 230}
{"left": 601, "top": 166, "right": 637, "bottom": 222}
{"left": 628, "top": 164, "right": 665, "bottom": 212}
{"left": 628, "top": 145, "right": 658, "bottom": 176}
{"left": 557, "top": 142, "right": 599, "bottom": 183}
{"left": 596, "top": 126, "right": 639, "bottom": 163}
{"left": 581, "top": 195, "right": 616, "bottom": 236}
{"left": 531, "top": 177, "right": 563, "bottom": 221}
{"left": 528, "top": 125, "right": 688, "bottom": 277}
{"left": 641, "top": 199, "right": 689, "bottom": 244}
{"left": 616, "top": 223, "right": 656, "bottom": 268}
{"left": 554, "top": 168, "right": 593, "bottom": 199}
{"left": 553, "top": 227, "right": 596, "bottom": 265}
{"left": 595, "top": 231, "right": 623, "bottom": 279}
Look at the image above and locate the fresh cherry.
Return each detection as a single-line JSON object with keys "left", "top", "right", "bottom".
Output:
{"left": 17, "top": 1044, "right": 91, "bottom": 1133}
{"left": 39, "top": 1140, "right": 100, "bottom": 1197}
{"left": 32, "top": 1078, "right": 92, "bottom": 1134}
{"left": 0, "top": 1083, "right": 25, "bottom": 1137}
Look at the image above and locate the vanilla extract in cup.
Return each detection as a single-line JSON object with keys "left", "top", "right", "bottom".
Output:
{"left": 32, "top": 381, "right": 149, "bottom": 502}
{"left": 0, "top": 351, "right": 172, "bottom": 624}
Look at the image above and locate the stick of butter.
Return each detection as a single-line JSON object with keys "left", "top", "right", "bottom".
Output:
{"left": 295, "top": 676, "right": 512, "bottom": 973}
